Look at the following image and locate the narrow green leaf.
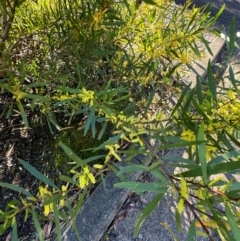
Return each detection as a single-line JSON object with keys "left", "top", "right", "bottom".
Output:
{"left": 158, "top": 140, "right": 205, "bottom": 151}
{"left": 85, "top": 155, "right": 105, "bottom": 164}
{"left": 149, "top": 169, "right": 167, "bottom": 184}
{"left": 93, "top": 134, "right": 122, "bottom": 151}
{"left": 0, "top": 182, "right": 33, "bottom": 197}
{"left": 91, "top": 114, "right": 96, "bottom": 138}
{"left": 207, "top": 60, "right": 217, "bottom": 101}
{"left": 170, "top": 83, "right": 191, "bottom": 117}
{"left": 90, "top": 49, "right": 112, "bottom": 56}
{"left": 31, "top": 207, "right": 44, "bottom": 241}
{"left": 161, "top": 222, "right": 180, "bottom": 241}
{"left": 227, "top": 182, "right": 240, "bottom": 192}
{"left": 116, "top": 164, "right": 146, "bottom": 176}
{"left": 53, "top": 203, "right": 61, "bottom": 241}
{"left": 134, "top": 192, "right": 165, "bottom": 237}
{"left": 114, "top": 181, "right": 166, "bottom": 193}
{"left": 42, "top": 193, "right": 64, "bottom": 206}
{"left": 60, "top": 175, "right": 78, "bottom": 185}
{"left": 98, "top": 122, "right": 108, "bottom": 140}
{"left": 181, "top": 112, "right": 196, "bottom": 132}
{"left": 178, "top": 160, "right": 240, "bottom": 178}
{"left": 70, "top": 221, "right": 82, "bottom": 241}
{"left": 163, "top": 156, "right": 197, "bottom": 166}
{"left": 229, "top": 65, "right": 238, "bottom": 90}
{"left": 146, "top": 159, "right": 164, "bottom": 171}
{"left": 12, "top": 219, "right": 18, "bottom": 241}
{"left": 207, "top": 199, "right": 234, "bottom": 240}
{"left": 229, "top": 17, "right": 236, "bottom": 58}
{"left": 187, "top": 62, "right": 205, "bottom": 83}
{"left": 226, "top": 132, "right": 240, "bottom": 148}
{"left": 196, "top": 77, "right": 203, "bottom": 104}
{"left": 175, "top": 210, "right": 182, "bottom": 232}
{"left": 201, "top": 35, "right": 213, "bottom": 56}
{"left": 59, "top": 142, "right": 83, "bottom": 166}
{"left": 84, "top": 108, "right": 95, "bottom": 136}
{"left": 218, "top": 133, "right": 234, "bottom": 151}
{"left": 71, "top": 189, "right": 86, "bottom": 219}
{"left": 144, "top": 88, "right": 156, "bottom": 115}
{"left": 184, "top": 8, "right": 199, "bottom": 34}
{"left": 0, "top": 218, "right": 12, "bottom": 235}
{"left": 17, "top": 101, "right": 29, "bottom": 127}
{"left": 197, "top": 123, "right": 207, "bottom": 183}
{"left": 6, "top": 102, "right": 13, "bottom": 118}
{"left": 188, "top": 221, "right": 196, "bottom": 241}
{"left": 206, "top": 4, "right": 225, "bottom": 26}
{"left": 182, "top": 89, "right": 195, "bottom": 113}
{"left": 226, "top": 202, "right": 240, "bottom": 240}
{"left": 208, "top": 150, "right": 240, "bottom": 165}
{"left": 192, "top": 98, "right": 210, "bottom": 121}
{"left": 18, "top": 159, "right": 58, "bottom": 189}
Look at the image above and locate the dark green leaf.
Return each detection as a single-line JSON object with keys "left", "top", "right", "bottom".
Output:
{"left": 17, "top": 101, "right": 29, "bottom": 127}
{"left": 196, "top": 76, "right": 203, "bottom": 104}
{"left": 207, "top": 199, "right": 234, "bottom": 240}
{"left": 18, "top": 159, "right": 58, "bottom": 189}
{"left": 98, "top": 122, "right": 108, "bottom": 140}
{"left": 12, "top": 220, "right": 18, "bottom": 241}
{"left": 134, "top": 192, "right": 165, "bottom": 237}
{"left": 42, "top": 194, "right": 64, "bottom": 206}
{"left": 59, "top": 142, "right": 83, "bottom": 166}
{"left": 178, "top": 160, "right": 240, "bottom": 178}
{"left": 182, "top": 89, "right": 195, "bottom": 113}
{"left": 114, "top": 181, "right": 166, "bottom": 193}
{"left": 84, "top": 108, "right": 95, "bottom": 137}
{"left": 229, "top": 65, "right": 238, "bottom": 90}
{"left": 170, "top": 83, "right": 191, "bottom": 117}
{"left": 60, "top": 175, "right": 78, "bottom": 185}
{"left": 207, "top": 60, "right": 217, "bottom": 101}
{"left": 53, "top": 203, "right": 61, "bottom": 241}
{"left": 71, "top": 189, "right": 86, "bottom": 219}
{"left": 188, "top": 221, "right": 196, "bottom": 241}
{"left": 0, "top": 182, "right": 33, "bottom": 197}
{"left": 228, "top": 17, "right": 236, "bottom": 58}
{"left": 226, "top": 202, "right": 240, "bottom": 240}
{"left": 116, "top": 164, "right": 146, "bottom": 176}
{"left": 208, "top": 150, "right": 240, "bottom": 165}
{"left": 31, "top": 207, "right": 44, "bottom": 241}
{"left": 227, "top": 182, "right": 240, "bottom": 192}
{"left": 175, "top": 211, "right": 182, "bottom": 233}
{"left": 197, "top": 123, "right": 207, "bottom": 183}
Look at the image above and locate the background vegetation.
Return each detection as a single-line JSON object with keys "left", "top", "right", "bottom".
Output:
{"left": 1, "top": 0, "right": 240, "bottom": 240}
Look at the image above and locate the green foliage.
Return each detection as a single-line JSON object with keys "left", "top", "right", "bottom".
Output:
{"left": 2, "top": 0, "right": 240, "bottom": 240}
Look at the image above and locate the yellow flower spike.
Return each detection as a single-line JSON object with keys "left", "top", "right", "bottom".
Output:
{"left": 60, "top": 185, "right": 67, "bottom": 207}
{"left": 44, "top": 205, "right": 50, "bottom": 216}
{"left": 88, "top": 172, "right": 96, "bottom": 184}
{"left": 181, "top": 130, "right": 195, "bottom": 142}
{"left": 228, "top": 90, "right": 236, "bottom": 100}
{"left": 155, "top": 112, "right": 164, "bottom": 121}
{"left": 79, "top": 88, "right": 95, "bottom": 106}
{"left": 179, "top": 51, "right": 190, "bottom": 64}
{"left": 93, "top": 164, "right": 103, "bottom": 169}
{"left": 83, "top": 166, "right": 90, "bottom": 174}
{"left": 79, "top": 174, "right": 87, "bottom": 188}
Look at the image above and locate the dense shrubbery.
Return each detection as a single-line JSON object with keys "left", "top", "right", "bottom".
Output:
{"left": 1, "top": 0, "right": 240, "bottom": 240}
